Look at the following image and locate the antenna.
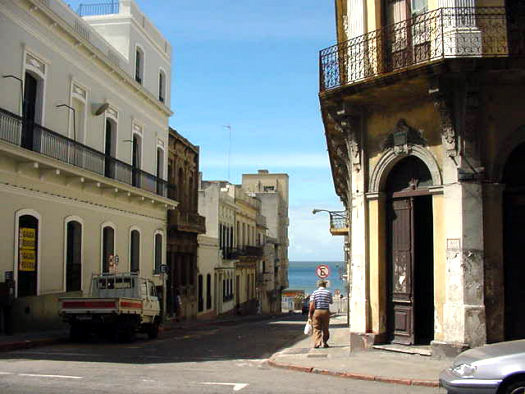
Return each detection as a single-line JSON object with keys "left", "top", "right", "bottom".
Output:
{"left": 223, "top": 125, "right": 232, "bottom": 180}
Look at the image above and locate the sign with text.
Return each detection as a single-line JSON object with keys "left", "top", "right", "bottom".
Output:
{"left": 19, "top": 228, "right": 36, "bottom": 272}
{"left": 316, "top": 264, "right": 330, "bottom": 279}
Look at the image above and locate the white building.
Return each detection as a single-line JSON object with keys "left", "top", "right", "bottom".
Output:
{"left": 0, "top": 0, "right": 174, "bottom": 332}
{"left": 198, "top": 181, "right": 236, "bottom": 316}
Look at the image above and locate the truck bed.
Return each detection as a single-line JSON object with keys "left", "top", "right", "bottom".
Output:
{"left": 59, "top": 297, "right": 143, "bottom": 315}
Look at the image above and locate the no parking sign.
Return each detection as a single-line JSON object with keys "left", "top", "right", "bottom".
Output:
{"left": 316, "top": 264, "right": 330, "bottom": 279}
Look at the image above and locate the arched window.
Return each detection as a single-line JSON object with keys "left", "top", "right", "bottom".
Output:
{"left": 135, "top": 46, "right": 144, "bottom": 84}
{"left": 130, "top": 229, "right": 140, "bottom": 273}
{"left": 102, "top": 225, "right": 115, "bottom": 273}
{"left": 66, "top": 220, "right": 82, "bottom": 292}
{"left": 16, "top": 213, "right": 40, "bottom": 297}
{"left": 154, "top": 232, "right": 163, "bottom": 274}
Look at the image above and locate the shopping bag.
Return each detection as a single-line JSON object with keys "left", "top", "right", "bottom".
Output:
{"left": 304, "top": 319, "right": 313, "bottom": 336}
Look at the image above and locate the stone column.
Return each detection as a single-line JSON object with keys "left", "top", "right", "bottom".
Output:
{"left": 432, "top": 87, "right": 487, "bottom": 356}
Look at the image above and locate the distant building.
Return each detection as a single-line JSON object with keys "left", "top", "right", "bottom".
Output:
{"left": 167, "top": 128, "right": 205, "bottom": 319}
{"left": 198, "top": 181, "right": 236, "bottom": 316}
{"left": 0, "top": 0, "right": 174, "bottom": 332}
{"left": 242, "top": 170, "right": 290, "bottom": 302}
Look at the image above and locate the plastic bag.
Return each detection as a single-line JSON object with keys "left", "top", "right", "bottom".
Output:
{"left": 304, "top": 319, "right": 313, "bottom": 336}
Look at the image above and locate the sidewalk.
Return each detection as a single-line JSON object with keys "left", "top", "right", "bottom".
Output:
{"left": 268, "top": 314, "right": 450, "bottom": 389}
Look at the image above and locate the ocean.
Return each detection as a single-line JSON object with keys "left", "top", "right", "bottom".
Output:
{"left": 286, "top": 261, "right": 346, "bottom": 296}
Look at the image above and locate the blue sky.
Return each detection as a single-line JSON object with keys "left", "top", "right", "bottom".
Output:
{"left": 70, "top": 0, "right": 344, "bottom": 261}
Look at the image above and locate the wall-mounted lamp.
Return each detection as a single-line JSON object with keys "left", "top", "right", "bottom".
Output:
{"left": 93, "top": 102, "right": 110, "bottom": 116}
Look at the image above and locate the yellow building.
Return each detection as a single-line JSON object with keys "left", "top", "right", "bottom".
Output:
{"left": 320, "top": 0, "right": 525, "bottom": 355}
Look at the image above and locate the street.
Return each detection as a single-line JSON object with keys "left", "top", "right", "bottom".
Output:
{"left": 0, "top": 314, "right": 445, "bottom": 393}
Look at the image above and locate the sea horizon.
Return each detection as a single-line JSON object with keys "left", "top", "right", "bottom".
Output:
{"left": 286, "top": 260, "right": 346, "bottom": 296}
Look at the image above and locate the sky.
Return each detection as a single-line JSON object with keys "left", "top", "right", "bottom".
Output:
{"left": 69, "top": 0, "right": 345, "bottom": 261}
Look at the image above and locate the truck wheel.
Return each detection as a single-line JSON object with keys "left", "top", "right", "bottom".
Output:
{"left": 147, "top": 322, "right": 159, "bottom": 339}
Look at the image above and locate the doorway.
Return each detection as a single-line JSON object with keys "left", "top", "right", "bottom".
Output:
{"left": 17, "top": 214, "right": 39, "bottom": 297}
{"left": 22, "top": 72, "right": 38, "bottom": 150}
{"left": 502, "top": 142, "right": 525, "bottom": 340}
{"left": 386, "top": 156, "right": 434, "bottom": 345}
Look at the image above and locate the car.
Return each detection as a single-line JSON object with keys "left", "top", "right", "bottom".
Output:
{"left": 439, "top": 339, "right": 525, "bottom": 394}
{"left": 301, "top": 297, "right": 310, "bottom": 315}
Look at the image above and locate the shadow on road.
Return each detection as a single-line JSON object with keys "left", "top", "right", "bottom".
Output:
{"left": 0, "top": 313, "right": 330, "bottom": 365}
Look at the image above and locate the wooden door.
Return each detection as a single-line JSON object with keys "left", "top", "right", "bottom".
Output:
{"left": 389, "top": 198, "right": 415, "bottom": 344}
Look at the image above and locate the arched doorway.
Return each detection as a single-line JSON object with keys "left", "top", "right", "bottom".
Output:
{"left": 386, "top": 156, "right": 434, "bottom": 345}
{"left": 502, "top": 142, "right": 525, "bottom": 340}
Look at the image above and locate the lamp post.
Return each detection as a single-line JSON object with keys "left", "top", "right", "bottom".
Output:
{"left": 312, "top": 208, "right": 350, "bottom": 326}
{"left": 2, "top": 75, "right": 24, "bottom": 116}
{"left": 56, "top": 104, "right": 76, "bottom": 141}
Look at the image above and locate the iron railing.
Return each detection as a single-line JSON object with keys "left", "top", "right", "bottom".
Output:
{"left": 0, "top": 107, "right": 170, "bottom": 198}
{"left": 77, "top": 1, "right": 119, "bottom": 17}
{"left": 328, "top": 211, "right": 348, "bottom": 236}
{"left": 320, "top": 7, "right": 522, "bottom": 92}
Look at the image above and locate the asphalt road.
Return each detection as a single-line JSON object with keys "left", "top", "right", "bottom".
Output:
{"left": 0, "top": 314, "right": 445, "bottom": 393}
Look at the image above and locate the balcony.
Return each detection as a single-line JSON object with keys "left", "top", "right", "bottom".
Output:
{"left": 328, "top": 211, "right": 348, "bottom": 236}
{"left": 168, "top": 210, "right": 206, "bottom": 234}
{"left": 0, "top": 108, "right": 172, "bottom": 199}
{"left": 320, "top": 7, "right": 521, "bottom": 92}
{"left": 239, "top": 246, "right": 264, "bottom": 258}
{"left": 77, "top": 1, "right": 120, "bottom": 17}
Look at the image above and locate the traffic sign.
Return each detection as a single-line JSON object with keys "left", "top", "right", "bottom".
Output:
{"left": 316, "top": 264, "right": 330, "bottom": 279}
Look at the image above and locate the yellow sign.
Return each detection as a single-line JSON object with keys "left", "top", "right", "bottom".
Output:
{"left": 19, "top": 227, "right": 36, "bottom": 272}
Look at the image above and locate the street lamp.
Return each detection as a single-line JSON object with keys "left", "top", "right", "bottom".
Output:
{"left": 56, "top": 104, "right": 76, "bottom": 141}
{"left": 2, "top": 74, "right": 24, "bottom": 116}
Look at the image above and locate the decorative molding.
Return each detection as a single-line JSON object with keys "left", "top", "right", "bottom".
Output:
{"left": 382, "top": 119, "right": 427, "bottom": 156}
{"left": 369, "top": 145, "right": 442, "bottom": 193}
{"left": 431, "top": 90, "right": 457, "bottom": 158}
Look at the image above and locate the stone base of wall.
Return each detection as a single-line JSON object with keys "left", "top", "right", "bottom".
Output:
{"left": 431, "top": 340, "right": 469, "bottom": 359}
{"left": 10, "top": 293, "right": 73, "bottom": 333}
{"left": 349, "top": 332, "right": 376, "bottom": 352}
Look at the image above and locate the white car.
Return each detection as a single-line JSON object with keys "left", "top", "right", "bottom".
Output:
{"left": 439, "top": 340, "right": 525, "bottom": 394}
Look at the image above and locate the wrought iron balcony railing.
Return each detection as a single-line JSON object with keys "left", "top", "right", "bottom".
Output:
{"left": 77, "top": 1, "right": 119, "bottom": 17}
{"left": 328, "top": 211, "right": 348, "bottom": 236}
{"left": 168, "top": 210, "right": 206, "bottom": 233}
{"left": 0, "top": 107, "right": 172, "bottom": 198}
{"left": 320, "top": 7, "right": 522, "bottom": 92}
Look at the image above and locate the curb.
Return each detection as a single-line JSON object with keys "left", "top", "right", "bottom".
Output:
{"left": 267, "top": 358, "right": 440, "bottom": 388}
{"left": 0, "top": 337, "right": 66, "bottom": 353}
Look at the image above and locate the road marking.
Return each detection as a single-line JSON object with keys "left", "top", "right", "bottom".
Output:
{"left": 0, "top": 372, "right": 14, "bottom": 375}
{"left": 202, "top": 382, "right": 249, "bottom": 391}
{"left": 18, "top": 373, "right": 83, "bottom": 379}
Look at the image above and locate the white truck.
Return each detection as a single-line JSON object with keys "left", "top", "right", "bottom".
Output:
{"left": 59, "top": 273, "right": 161, "bottom": 342}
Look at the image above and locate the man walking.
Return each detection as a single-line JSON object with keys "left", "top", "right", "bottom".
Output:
{"left": 309, "top": 280, "right": 333, "bottom": 348}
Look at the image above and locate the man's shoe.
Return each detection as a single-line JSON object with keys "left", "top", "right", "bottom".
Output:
{"left": 314, "top": 345, "right": 320, "bottom": 349}
{"left": 323, "top": 343, "right": 330, "bottom": 348}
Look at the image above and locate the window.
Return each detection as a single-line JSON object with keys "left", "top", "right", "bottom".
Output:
{"left": 156, "top": 147, "right": 164, "bottom": 195}
{"left": 132, "top": 133, "right": 142, "bottom": 187}
{"left": 17, "top": 213, "right": 39, "bottom": 297}
{"left": 198, "top": 274, "right": 203, "bottom": 312}
{"left": 263, "top": 186, "right": 275, "bottom": 192}
{"left": 102, "top": 225, "right": 115, "bottom": 273}
{"left": 135, "top": 46, "right": 144, "bottom": 84}
{"left": 154, "top": 233, "right": 162, "bottom": 274}
{"left": 158, "top": 69, "right": 166, "bottom": 102}
{"left": 66, "top": 220, "right": 82, "bottom": 292}
{"left": 130, "top": 229, "right": 140, "bottom": 273}
{"left": 206, "top": 274, "right": 212, "bottom": 310}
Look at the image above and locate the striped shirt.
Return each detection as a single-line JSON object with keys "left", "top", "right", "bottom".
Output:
{"left": 311, "top": 287, "right": 333, "bottom": 310}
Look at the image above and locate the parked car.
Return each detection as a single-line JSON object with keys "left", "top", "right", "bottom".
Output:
{"left": 302, "top": 297, "right": 310, "bottom": 315}
{"left": 439, "top": 340, "right": 525, "bottom": 394}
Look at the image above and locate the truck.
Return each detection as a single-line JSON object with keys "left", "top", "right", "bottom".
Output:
{"left": 59, "top": 273, "right": 161, "bottom": 342}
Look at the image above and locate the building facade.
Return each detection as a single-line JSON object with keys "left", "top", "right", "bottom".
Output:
{"left": 0, "top": 0, "right": 174, "bottom": 332}
{"left": 320, "top": 0, "right": 525, "bottom": 354}
{"left": 198, "top": 181, "right": 236, "bottom": 316}
{"left": 167, "top": 128, "right": 205, "bottom": 319}
{"left": 242, "top": 170, "right": 290, "bottom": 293}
